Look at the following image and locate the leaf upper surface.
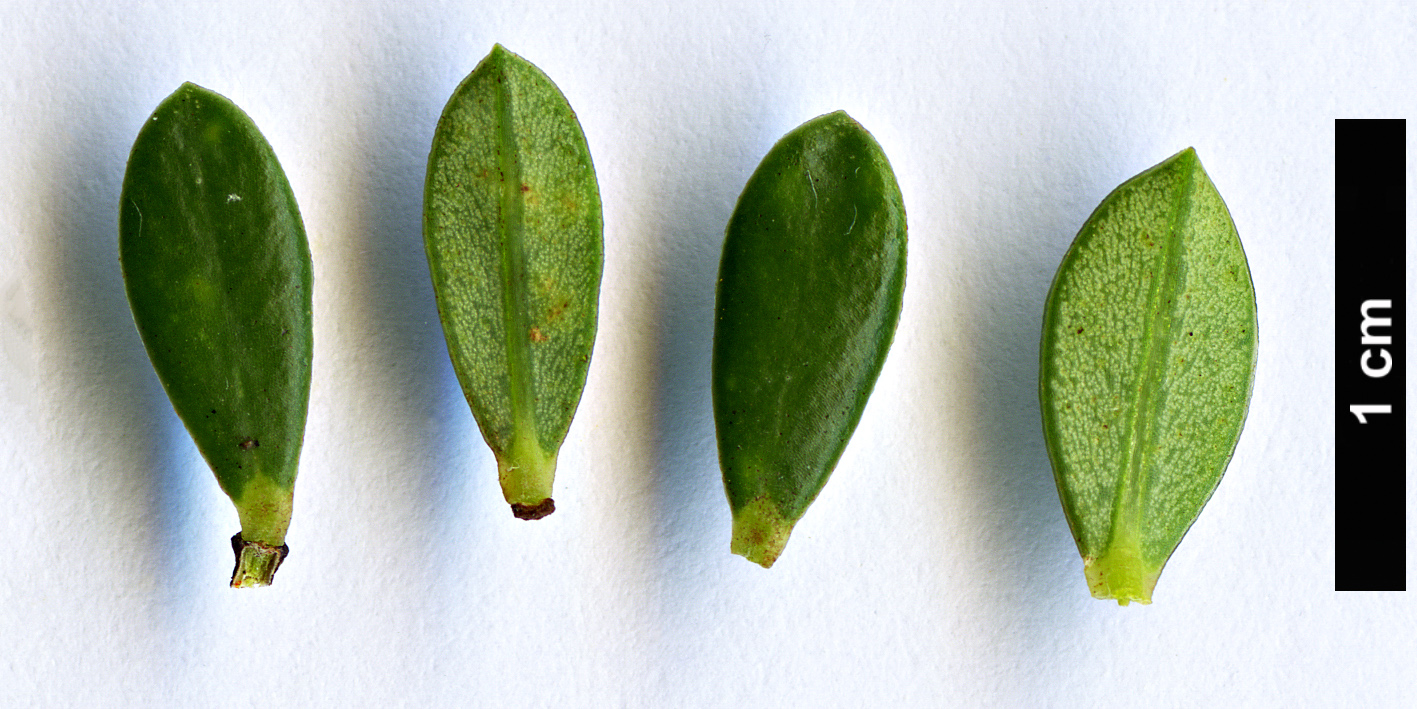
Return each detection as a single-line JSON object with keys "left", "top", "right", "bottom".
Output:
{"left": 714, "top": 112, "right": 907, "bottom": 528}
{"left": 119, "top": 82, "right": 312, "bottom": 509}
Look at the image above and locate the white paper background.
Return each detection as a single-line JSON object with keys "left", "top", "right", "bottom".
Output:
{"left": 2, "top": 1, "right": 1411, "bottom": 706}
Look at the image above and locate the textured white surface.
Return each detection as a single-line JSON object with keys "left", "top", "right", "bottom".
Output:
{"left": 1, "top": 1, "right": 1410, "bottom": 706}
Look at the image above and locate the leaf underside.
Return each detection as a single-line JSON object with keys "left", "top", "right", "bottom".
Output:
{"left": 1039, "top": 148, "right": 1257, "bottom": 603}
{"left": 423, "top": 45, "right": 603, "bottom": 515}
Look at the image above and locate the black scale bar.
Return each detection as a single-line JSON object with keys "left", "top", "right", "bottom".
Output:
{"left": 1335, "top": 119, "right": 1406, "bottom": 591}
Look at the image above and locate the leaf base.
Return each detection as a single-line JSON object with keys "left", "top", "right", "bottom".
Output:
{"left": 1083, "top": 548, "right": 1160, "bottom": 606}
{"left": 497, "top": 444, "right": 558, "bottom": 520}
{"left": 730, "top": 498, "right": 798, "bottom": 568}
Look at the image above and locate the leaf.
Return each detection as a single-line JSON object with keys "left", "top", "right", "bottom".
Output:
{"left": 423, "top": 45, "right": 603, "bottom": 520}
{"left": 1039, "top": 148, "right": 1257, "bottom": 604}
{"left": 120, "top": 82, "right": 313, "bottom": 587}
{"left": 714, "top": 111, "right": 907, "bottom": 568}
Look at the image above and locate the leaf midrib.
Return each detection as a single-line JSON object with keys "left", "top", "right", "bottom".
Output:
{"left": 494, "top": 68, "right": 537, "bottom": 449}
{"left": 1112, "top": 156, "right": 1195, "bottom": 560}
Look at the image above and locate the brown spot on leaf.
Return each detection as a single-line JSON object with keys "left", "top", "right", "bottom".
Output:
{"left": 239, "top": 437, "right": 259, "bottom": 450}
{"left": 529, "top": 327, "right": 548, "bottom": 342}
{"left": 547, "top": 300, "right": 571, "bottom": 322}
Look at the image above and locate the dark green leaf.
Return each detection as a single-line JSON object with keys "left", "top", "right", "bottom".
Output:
{"left": 120, "top": 82, "right": 312, "bottom": 587}
{"left": 714, "top": 111, "right": 907, "bottom": 567}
